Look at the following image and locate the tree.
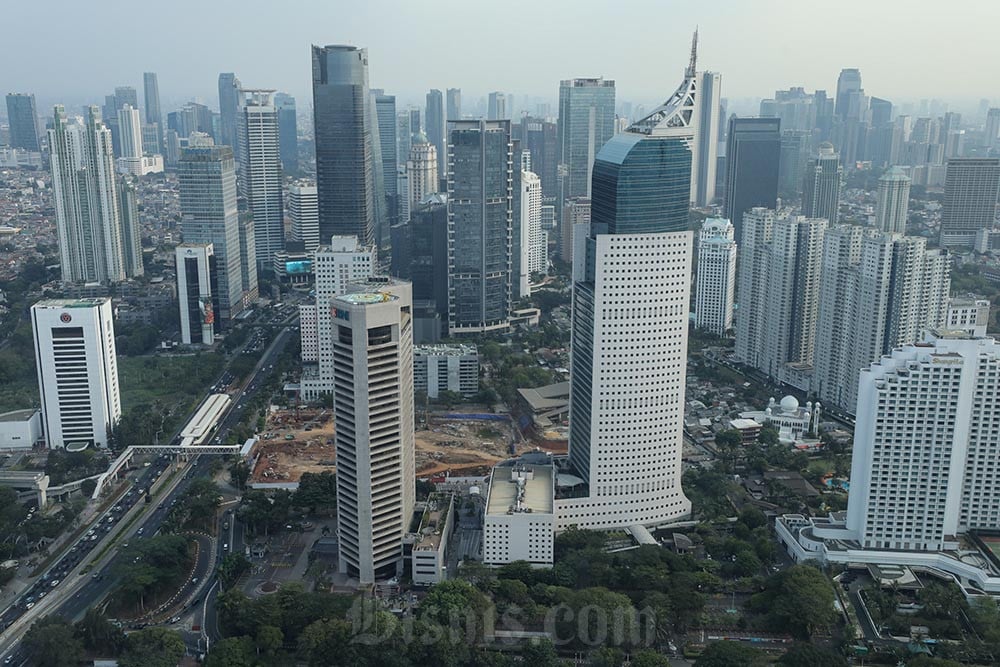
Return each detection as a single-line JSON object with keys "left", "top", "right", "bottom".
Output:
{"left": 256, "top": 624, "right": 284, "bottom": 656}
{"left": 420, "top": 579, "right": 492, "bottom": 640}
{"left": 416, "top": 479, "right": 436, "bottom": 500}
{"left": 750, "top": 564, "right": 836, "bottom": 639}
{"left": 119, "top": 627, "right": 185, "bottom": 667}
{"left": 292, "top": 471, "right": 337, "bottom": 514}
{"left": 80, "top": 478, "right": 97, "bottom": 497}
{"left": 694, "top": 641, "right": 767, "bottom": 667}
{"left": 218, "top": 553, "right": 251, "bottom": 589}
{"left": 631, "top": 650, "right": 674, "bottom": 667}
{"left": 229, "top": 461, "right": 251, "bottom": 491}
{"left": 24, "top": 616, "right": 85, "bottom": 667}
{"left": 204, "top": 636, "right": 257, "bottom": 667}
{"left": 74, "top": 608, "right": 125, "bottom": 654}
{"left": 777, "top": 642, "right": 847, "bottom": 666}
{"left": 758, "top": 425, "right": 780, "bottom": 446}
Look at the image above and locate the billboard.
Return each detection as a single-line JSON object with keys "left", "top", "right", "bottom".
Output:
{"left": 285, "top": 260, "right": 312, "bottom": 275}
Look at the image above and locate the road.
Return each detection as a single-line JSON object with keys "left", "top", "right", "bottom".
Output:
{"left": 0, "top": 322, "right": 296, "bottom": 666}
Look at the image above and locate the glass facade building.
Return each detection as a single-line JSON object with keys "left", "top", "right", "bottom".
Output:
{"left": 724, "top": 117, "right": 781, "bottom": 239}
{"left": 6, "top": 93, "right": 41, "bottom": 151}
{"left": 557, "top": 78, "right": 616, "bottom": 200}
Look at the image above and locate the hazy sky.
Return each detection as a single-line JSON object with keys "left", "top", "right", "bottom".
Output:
{"left": 5, "top": 0, "right": 999, "bottom": 115}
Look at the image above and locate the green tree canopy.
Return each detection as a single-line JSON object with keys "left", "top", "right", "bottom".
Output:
{"left": 119, "top": 627, "right": 185, "bottom": 667}
{"left": 750, "top": 564, "right": 836, "bottom": 639}
{"left": 24, "top": 616, "right": 85, "bottom": 667}
{"left": 694, "top": 641, "right": 767, "bottom": 667}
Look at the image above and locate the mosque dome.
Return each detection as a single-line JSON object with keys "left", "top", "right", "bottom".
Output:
{"left": 779, "top": 395, "right": 800, "bottom": 413}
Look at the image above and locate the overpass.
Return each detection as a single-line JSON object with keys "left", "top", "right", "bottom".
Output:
{"left": 91, "top": 443, "right": 242, "bottom": 500}
{"left": 0, "top": 471, "right": 49, "bottom": 507}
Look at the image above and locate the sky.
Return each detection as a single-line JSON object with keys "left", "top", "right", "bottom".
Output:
{"left": 4, "top": 0, "right": 1000, "bottom": 117}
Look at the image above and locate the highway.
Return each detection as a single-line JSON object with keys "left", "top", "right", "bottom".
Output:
{"left": 0, "top": 320, "right": 296, "bottom": 666}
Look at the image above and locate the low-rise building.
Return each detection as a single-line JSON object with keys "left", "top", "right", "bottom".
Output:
{"left": 483, "top": 463, "right": 554, "bottom": 567}
{"left": 413, "top": 344, "right": 479, "bottom": 398}
{"left": 0, "top": 409, "right": 43, "bottom": 450}
{"left": 739, "top": 395, "right": 821, "bottom": 444}
{"left": 947, "top": 296, "right": 990, "bottom": 337}
{"left": 409, "top": 493, "right": 455, "bottom": 586}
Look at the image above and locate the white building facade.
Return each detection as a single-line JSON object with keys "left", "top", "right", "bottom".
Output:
{"left": 484, "top": 465, "right": 555, "bottom": 566}
{"left": 875, "top": 166, "right": 910, "bottom": 234}
{"left": 238, "top": 90, "right": 284, "bottom": 270}
{"left": 947, "top": 297, "right": 990, "bottom": 337}
{"left": 695, "top": 217, "right": 736, "bottom": 336}
{"left": 407, "top": 139, "right": 438, "bottom": 209}
{"left": 519, "top": 169, "right": 544, "bottom": 298}
{"left": 413, "top": 344, "right": 479, "bottom": 398}
{"left": 175, "top": 243, "right": 216, "bottom": 345}
{"left": 288, "top": 182, "right": 319, "bottom": 251}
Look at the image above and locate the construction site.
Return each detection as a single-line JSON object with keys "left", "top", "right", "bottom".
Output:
{"left": 248, "top": 407, "right": 336, "bottom": 487}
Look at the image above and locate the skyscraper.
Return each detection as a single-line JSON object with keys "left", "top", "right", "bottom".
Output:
{"left": 488, "top": 91, "right": 507, "bottom": 120}
{"left": 802, "top": 142, "right": 843, "bottom": 224}
{"left": 116, "top": 105, "right": 143, "bottom": 159}
{"left": 938, "top": 158, "right": 1000, "bottom": 247}
{"left": 835, "top": 68, "right": 863, "bottom": 120}
{"left": 331, "top": 282, "right": 415, "bottom": 584}
{"left": 875, "top": 167, "right": 911, "bottom": 233}
{"left": 390, "top": 195, "right": 449, "bottom": 342}
{"left": 778, "top": 129, "right": 810, "bottom": 198}
{"left": 425, "top": 89, "right": 446, "bottom": 185}
{"left": 559, "top": 196, "right": 590, "bottom": 265}
{"left": 518, "top": 169, "right": 544, "bottom": 298}
{"left": 514, "top": 116, "right": 559, "bottom": 198}
{"left": 6, "top": 93, "right": 41, "bottom": 151}
{"left": 312, "top": 45, "right": 376, "bottom": 247}
{"left": 447, "top": 120, "right": 512, "bottom": 334}
{"left": 374, "top": 91, "right": 399, "bottom": 232}
{"left": 447, "top": 88, "right": 462, "bottom": 122}
{"left": 407, "top": 135, "right": 438, "bottom": 208}
{"left": 559, "top": 36, "right": 699, "bottom": 530}
{"left": 288, "top": 183, "right": 319, "bottom": 251}
{"left": 693, "top": 71, "right": 722, "bottom": 207}
{"left": 557, "top": 78, "right": 616, "bottom": 200}
{"left": 118, "top": 176, "right": 144, "bottom": 278}
{"left": 49, "top": 106, "right": 129, "bottom": 284}
{"left": 114, "top": 86, "right": 138, "bottom": 110}
{"left": 175, "top": 244, "right": 216, "bottom": 345}
{"left": 178, "top": 146, "right": 245, "bottom": 322}
{"left": 31, "top": 298, "right": 121, "bottom": 450}
{"left": 985, "top": 108, "right": 1000, "bottom": 148}
{"left": 695, "top": 218, "right": 737, "bottom": 337}
{"left": 142, "top": 73, "right": 162, "bottom": 129}
{"left": 723, "top": 117, "right": 780, "bottom": 238}
{"left": 237, "top": 90, "right": 284, "bottom": 270}
{"left": 396, "top": 111, "right": 411, "bottom": 172}
{"left": 274, "top": 93, "right": 298, "bottom": 174}
{"left": 218, "top": 73, "right": 241, "bottom": 149}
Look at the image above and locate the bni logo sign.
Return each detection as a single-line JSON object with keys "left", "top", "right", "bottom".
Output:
{"left": 332, "top": 307, "right": 350, "bottom": 322}
{"left": 60, "top": 313, "right": 72, "bottom": 323}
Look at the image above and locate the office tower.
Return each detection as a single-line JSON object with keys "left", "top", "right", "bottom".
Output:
{"left": 175, "top": 244, "right": 216, "bottom": 345}
{"left": 735, "top": 208, "right": 827, "bottom": 387}
{"left": 31, "top": 298, "right": 121, "bottom": 450}
{"left": 396, "top": 112, "right": 411, "bottom": 171}
{"left": 311, "top": 237, "right": 376, "bottom": 394}
{"left": 425, "top": 89, "right": 446, "bottom": 184}
{"left": 558, "top": 78, "right": 616, "bottom": 201}
{"left": 142, "top": 73, "right": 162, "bottom": 128}
{"left": 693, "top": 71, "right": 722, "bottom": 206}
{"left": 846, "top": 331, "right": 1000, "bottom": 551}
{"left": 695, "top": 218, "right": 736, "bottom": 336}
{"left": 515, "top": 116, "right": 559, "bottom": 198}
{"left": 390, "top": 195, "right": 449, "bottom": 342}
{"left": 289, "top": 183, "right": 320, "bottom": 251}
{"left": 238, "top": 212, "right": 258, "bottom": 305}
{"left": 49, "top": 106, "right": 127, "bottom": 284}
{"left": 559, "top": 36, "right": 699, "bottom": 530}
{"left": 373, "top": 91, "right": 399, "bottom": 231}
{"left": 517, "top": 169, "right": 543, "bottom": 298}
{"left": 723, "top": 117, "right": 780, "bottom": 238}
{"left": 986, "top": 109, "right": 1000, "bottom": 147}
{"left": 6, "top": 93, "right": 41, "bottom": 151}
{"left": 939, "top": 158, "right": 1000, "bottom": 247}
{"left": 814, "top": 228, "right": 950, "bottom": 412}
{"left": 559, "top": 196, "right": 590, "bottom": 264}
{"left": 236, "top": 90, "right": 283, "bottom": 270}
{"left": 409, "top": 108, "right": 421, "bottom": 136}
{"left": 406, "top": 136, "right": 438, "bottom": 208}
{"left": 778, "top": 130, "right": 810, "bottom": 198}
{"left": 802, "top": 143, "right": 843, "bottom": 224}
{"left": 835, "top": 68, "right": 862, "bottom": 119}
{"left": 875, "top": 167, "right": 911, "bottom": 233}
{"left": 178, "top": 146, "right": 245, "bottom": 322}
{"left": 447, "top": 88, "right": 461, "bottom": 121}
{"left": 218, "top": 73, "right": 241, "bottom": 149}
{"left": 396, "top": 168, "right": 409, "bottom": 224}
{"left": 331, "top": 282, "right": 415, "bottom": 584}
{"left": 116, "top": 105, "right": 143, "bottom": 159}
{"left": 447, "top": 120, "right": 513, "bottom": 334}
{"left": 488, "top": 92, "right": 507, "bottom": 120}
{"left": 274, "top": 93, "right": 298, "bottom": 174}
{"left": 118, "top": 176, "right": 144, "bottom": 278}
{"left": 312, "top": 45, "right": 376, "bottom": 247}
{"left": 114, "top": 86, "right": 138, "bottom": 110}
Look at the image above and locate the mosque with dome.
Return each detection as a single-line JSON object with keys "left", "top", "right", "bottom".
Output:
{"left": 739, "top": 395, "right": 822, "bottom": 445}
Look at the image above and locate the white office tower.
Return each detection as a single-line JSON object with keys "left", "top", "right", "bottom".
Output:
{"left": 691, "top": 71, "right": 721, "bottom": 206}
{"left": 558, "top": 33, "right": 701, "bottom": 530}
{"left": 735, "top": 208, "right": 826, "bottom": 390}
{"left": 695, "top": 218, "right": 736, "bottom": 336}
{"left": 175, "top": 244, "right": 216, "bottom": 345}
{"left": 49, "top": 106, "right": 128, "bottom": 284}
{"left": 947, "top": 297, "right": 990, "bottom": 337}
{"left": 117, "top": 104, "right": 143, "bottom": 158}
{"left": 874, "top": 166, "right": 911, "bottom": 233}
{"left": 397, "top": 167, "right": 410, "bottom": 223}
{"left": 31, "top": 299, "right": 121, "bottom": 450}
{"left": 288, "top": 183, "right": 319, "bottom": 251}
{"left": 237, "top": 90, "right": 284, "bottom": 269}
{"left": 847, "top": 331, "right": 1000, "bottom": 551}
{"left": 813, "top": 227, "right": 950, "bottom": 413}
{"left": 331, "top": 284, "right": 415, "bottom": 584}
{"left": 300, "top": 236, "right": 376, "bottom": 400}
{"left": 518, "top": 170, "right": 545, "bottom": 298}
{"left": 407, "top": 136, "right": 438, "bottom": 209}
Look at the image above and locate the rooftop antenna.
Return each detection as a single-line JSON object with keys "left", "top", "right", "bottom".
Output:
{"left": 686, "top": 28, "right": 699, "bottom": 79}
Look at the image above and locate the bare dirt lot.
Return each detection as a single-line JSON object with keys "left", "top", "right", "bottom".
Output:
{"left": 251, "top": 409, "right": 336, "bottom": 484}
{"left": 416, "top": 419, "right": 514, "bottom": 477}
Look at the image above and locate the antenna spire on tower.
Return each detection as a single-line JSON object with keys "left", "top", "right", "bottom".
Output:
{"left": 686, "top": 28, "right": 699, "bottom": 78}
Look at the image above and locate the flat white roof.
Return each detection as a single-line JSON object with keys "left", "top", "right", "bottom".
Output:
{"left": 486, "top": 464, "right": 554, "bottom": 516}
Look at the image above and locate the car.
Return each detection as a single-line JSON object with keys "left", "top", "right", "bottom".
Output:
{"left": 24, "top": 603, "right": 33, "bottom": 610}
{"left": 137, "top": 528, "right": 144, "bottom": 536}
{"left": 191, "top": 577, "right": 199, "bottom": 584}
{"left": 223, "top": 543, "right": 229, "bottom": 551}
{"left": 50, "top": 579, "right": 59, "bottom": 587}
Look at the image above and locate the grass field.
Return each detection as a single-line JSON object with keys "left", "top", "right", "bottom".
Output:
{"left": 118, "top": 353, "right": 225, "bottom": 410}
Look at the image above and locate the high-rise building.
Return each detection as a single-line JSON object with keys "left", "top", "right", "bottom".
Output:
{"left": 218, "top": 73, "right": 241, "bottom": 150}
{"left": 425, "top": 89, "right": 446, "bottom": 185}
{"left": 331, "top": 282, "right": 415, "bottom": 584}
{"left": 559, "top": 196, "right": 590, "bottom": 266}
{"left": 813, "top": 227, "right": 950, "bottom": 412}
{"left": 875, "top": 167, "right": 911, "bottom": 233}
{"left": 488, "top": 91, "right": 507, "bottom": 121}
{"left": 735, "top": 208, "right": 827, "bottom": 389}
{"left": 947, "top": 297, "right": 990, "bottom": 337}
{"left": 118, "top": 176, "right": 143, "bottom": 278}
{"left": 559, "top": 36, "right": 699, "bottom": 530}
{"left": 312, "top": 45, "right": 376, "bottom": 247}
{"left": 846, "top": 331, "right": 1000, "bottom": 551}
{"left": 116, "top": 105, "right": 143, "bottom": 159}
{"left": 238, "top": 212, "right": 258, "bottom": 307}
{"left": 557, "top": 78, "right": 616, "bottom": 200}
{"left": 407, "top": 135, "right": 438, "bottom": 208}
{"left": 142, "top": 73, "right": 162, "bottom": 129}
{"left": 802, "top": 142, "right": 843, "bottom": 224}
{"left": 31, "top": 298, "right": 121, "bottom": 450}
{"left": 178, "top": 146, "right": 246, "bottom": 322}
{"left": 778, "top": 129, "right": 810, "bottom": 198}
{"left": 288, "top": 183, "right": 319, "bottom": 251}
{"left": 514, "top": 116, "right": 559, "bottom": 198}
{"left": 835, "top": 68, "right": 863, "bottom": 120}
{"left": 49, "top": 106, "right": 130, "bottom": 284}
{"left": 236, "top": 90, "right": 284, "bottom": 269}
{"left": 409, "top": 108, "right": 422, "bottom": 136}
{"left": 447, "top": 120, "right": 512, "bottom": 335}
{"left": 518, "top": 170, "right": 544, "bottom": 298}
{"left": 175, "top": 244, "right": 216, "bottom": 345}
{"left": 396, "top": 111, "right": 411, "bottom": 172}
{"left": 6, "top": 93, "right": 41, "bottom": 151}
{"left": 695, "top": 218, "right": 737, "bottom": 337}
{"left": 693, "top": 71, "right": 722, "bottom": 206}
{"left": 274, "top": 93, "right": 298, "bottom": 174}
{"left": 114, "top": 86, "right": 138, "bottom": 111}
{"left": 373, "top": 91, "right": 399, "bottom": 233}
{"left": 985, "top": 108, "right": 1000, "bottom": 148}
{"left": 938, "top": 158, "right": 1000, "bottom": 247}
{"left": 447, "top": 88, "right": 462, "bottom": 122}
{"left": 723, "top": 117, "right": 780, "bottom": 238}
{"left": 390, "top": 194, "right": 449, "bottom": 343}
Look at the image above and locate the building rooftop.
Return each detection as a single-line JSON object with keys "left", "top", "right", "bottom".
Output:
{"left": 0, "top": 409, "right": 37, "bottom": 423}
{"left": 414, "top": 344, "right": 478, "bottom": 357}
{"left": 413, "top": 494, "right": 453, "bottom": 552}
{"left": 486, "top": 464, "right": 554, "bottom": 516}
{"left": 33, "top": 298, "right": 108, "bottom": 309}
{"left": 338, "top": 292, "right": 397, "bottom": 305}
